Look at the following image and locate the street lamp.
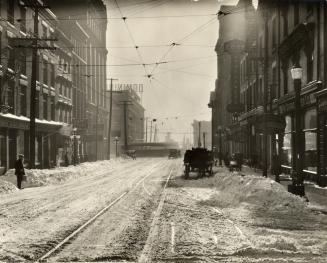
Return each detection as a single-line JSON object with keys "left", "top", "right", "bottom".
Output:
{"left": 114, "top": 136, "right": 120, "bottom": 158}
{"left": 217, "top": 126, "right": 223, "bottom": 166}
{"left": 70, "top": 128, "right": 80, "bottom": 166}
{"left": 289, "top": 62, "right": 305, "bottom": 196}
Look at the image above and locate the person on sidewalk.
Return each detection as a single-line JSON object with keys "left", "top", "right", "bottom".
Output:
{"left": 272, "top": 154, "right": 281, "bottom": 183}
{"left": 14, "top": 154, "right": 25, "bottom": 190}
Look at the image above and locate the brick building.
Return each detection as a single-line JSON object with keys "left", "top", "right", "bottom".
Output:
{"left": 45, "top": 0, "right": 108, "bottom": 162}
{"left": 0, "top": 0, "right": 108, "bottom": 173}
{"left": 210, "top": 0, "right": 327, "bottom": 186}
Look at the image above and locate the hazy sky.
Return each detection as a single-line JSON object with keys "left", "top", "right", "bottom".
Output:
{"left": 105, "top": 0, "right": 241, "bottom": 144}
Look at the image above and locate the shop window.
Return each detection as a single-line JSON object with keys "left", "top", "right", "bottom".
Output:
{"left": 282, "top": 115, "right": 292, "bottom": 167}
{"left": 303, "top": 109, "right": 317, "bottom": 172}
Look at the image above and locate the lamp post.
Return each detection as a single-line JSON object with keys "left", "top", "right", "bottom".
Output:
{"left": 70, "top": 128, "right": 80, "bottom": 166}
{"left": 289, "top": 63, "right": 305, "bottom": 196}
{"left": 114, "top": 136, "right": 120, "bottom": 158}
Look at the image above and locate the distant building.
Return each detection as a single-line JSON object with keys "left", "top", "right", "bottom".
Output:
{"left": 192, "top": 120, "right": 211, "bottom": 149}
{"left": 111, "top": 89, "right": 145, "bottom": 153}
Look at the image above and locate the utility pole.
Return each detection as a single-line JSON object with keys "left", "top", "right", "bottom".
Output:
{"left": 107, "top": 78, "right": 118, "bottom": 160}
{"left": 263, "top": 10, "right": 269, "bottom": 178}
{"left": 14, "top": 2, "right": 56, "bottom": 169}
{"left": 203, "top": 132, "right": 206, "bottom": 149}
{"left": 95, "top": 103, "right": 99, "bottom": 161}
{"left": 150, "top": 120, "right": 153, "bottom": 143}
{"left": 198, "top": 121, "right": 201, "bottom": 147}
{"left": 118, "top": 100, "right": 132, "bottom": 152}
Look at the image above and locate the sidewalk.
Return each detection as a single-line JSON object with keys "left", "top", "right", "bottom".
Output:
{"left": 215, "top": 164, "right": 327, "bottom": 214}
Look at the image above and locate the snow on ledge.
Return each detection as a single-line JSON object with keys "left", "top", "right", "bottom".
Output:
{"left": 0, "top": 113, "right": 64, "bottom": 126}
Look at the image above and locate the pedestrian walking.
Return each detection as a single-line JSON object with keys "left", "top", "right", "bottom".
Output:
{"left": 15, "top": 154, "right": 25, "bottom": 190}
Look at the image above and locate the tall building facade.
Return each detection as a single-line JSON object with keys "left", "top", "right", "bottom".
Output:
{"left": 45, "top": 0, "right": 108, "bottom": 162}
{"left": 210, "top": 0, "right": 327, "bottom": 186}
{"left": 0, "top": 0, "right": 108, "bottom": 173}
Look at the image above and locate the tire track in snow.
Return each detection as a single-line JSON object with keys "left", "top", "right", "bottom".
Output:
{"left": 35, "top": 160, "right": 168, "bottom": 262}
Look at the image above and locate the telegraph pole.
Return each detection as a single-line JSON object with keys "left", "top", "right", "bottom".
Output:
{"left": 107, "top": 78, "right": 118, "bottom": 160}
{"left": 15, "top": 2, "right": 56, "bottom": 168}
{"left": 95, "top": 103, "right": 99, "bottom": 161}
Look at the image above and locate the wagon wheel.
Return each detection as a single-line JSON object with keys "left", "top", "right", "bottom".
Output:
{"left": 184, "top": 165, "right": 190, "bottom": 179}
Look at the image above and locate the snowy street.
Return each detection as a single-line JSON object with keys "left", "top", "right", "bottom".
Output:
{"left": 0, "top": 159, "right": 327, "bottom": 262}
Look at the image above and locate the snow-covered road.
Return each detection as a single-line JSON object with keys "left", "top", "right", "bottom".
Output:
{"left": 0, "top": 158, "right": 177, "bottom": 262}
{"left": 1, "top": 159, "right": 327, "bottom": 262}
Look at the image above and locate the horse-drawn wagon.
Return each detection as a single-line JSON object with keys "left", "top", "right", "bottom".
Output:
{"left": 183, "top": 148, "right": 214, "bottom": 179}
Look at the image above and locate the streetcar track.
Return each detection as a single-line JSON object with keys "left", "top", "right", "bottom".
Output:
{"left": 137, "top": 162, "right": 178, "bottom": 263}
{"left": 35, "top": 159, "right": 174, "bottom": 262}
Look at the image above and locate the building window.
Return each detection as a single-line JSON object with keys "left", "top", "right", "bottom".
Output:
{"left": 59, "top": 107, "right": 62, "bottom": 122}
{"left": 282, "top": 115, "right": 292, "bottom": 167}
{"left": 20, "top": 6, "right": 27, "bottom": 33}
{"left": 20, "top": 86, "right": 27, "bottom": 116}
{"left": 35, "top": 91, "right": 39, "bottom": 118}
{"left": 7, "top": 80, "right": 15, "bottom": 114}
{"left": 50, "top": 64, "right": 55, "bottom": 87}
{"left": 43, "top": 94, "right": 48, "bottom": 120}
{"left": 43, "top": 59, "right": 48, "bottom": 84}
{"left": 303, "top": 109, "right": 317, "bottom": 172}
{"left": 42, "top": 24, "right": 47, "bottom": 38}
{"left": 50, "top": 97, "right": 55, "bottom": 121}
{"left": 8, "top": 47, "right": 15, "bottom": 70}
{"left": 7, "top": 0, "right": 14, "bottom": 24}
{"left": 20, "top": 50, "right": 26, "bottom": 76}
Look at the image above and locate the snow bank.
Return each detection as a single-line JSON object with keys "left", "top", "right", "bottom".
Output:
{"left": 208, "top": 174, "right": 306, "bottom": 211}
{"left": 2, "top": 159, "right": 125, "bottom": 187}
{"left": 0, "top": 179, "right": 18, "bottom": 195}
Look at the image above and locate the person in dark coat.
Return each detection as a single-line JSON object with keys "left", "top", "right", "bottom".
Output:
{"left": 15, "top": 154, "right": 25, "bottom": 189}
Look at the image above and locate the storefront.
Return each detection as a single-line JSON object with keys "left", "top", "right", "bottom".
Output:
{"left": 0, "top": 113, "right": 65, "bottom": 173}
{"left": 316, "top": 89, "right": 327, "bottom": 186}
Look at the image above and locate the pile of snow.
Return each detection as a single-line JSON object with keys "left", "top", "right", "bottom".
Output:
{"left": 199, "top": 173, "right": 307, "bottom": 212}
{"left": 3, "top": 159, "right": 124, "bottom": 187}
{"left": 0, "top": 179, "right": 18, "bottom": 195}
